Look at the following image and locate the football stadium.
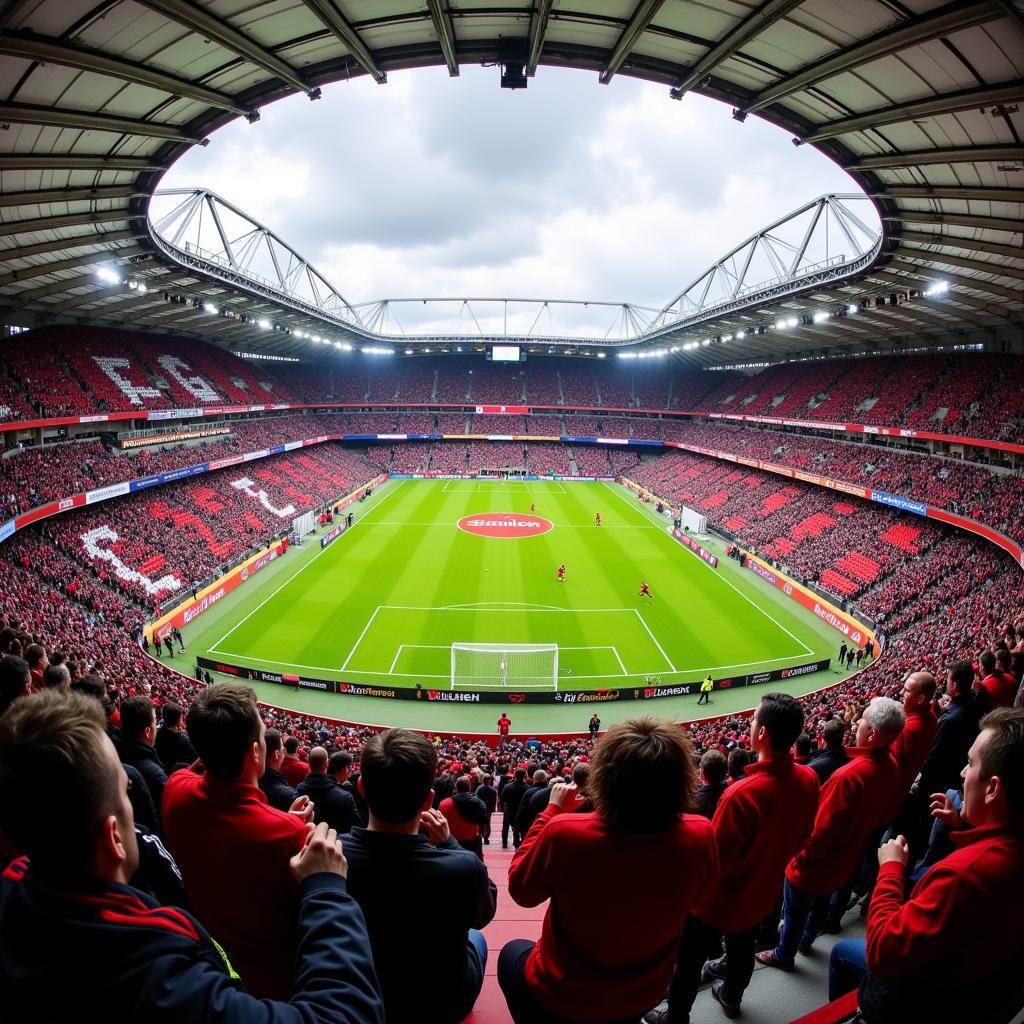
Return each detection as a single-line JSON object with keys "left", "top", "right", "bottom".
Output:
{"left": 0, "top": 2, "right": 1022, "bottom": 1023}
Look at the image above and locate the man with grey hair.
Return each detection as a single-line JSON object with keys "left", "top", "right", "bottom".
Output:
{"left": 758, "top": 696, "right": 905, "bottom": 970}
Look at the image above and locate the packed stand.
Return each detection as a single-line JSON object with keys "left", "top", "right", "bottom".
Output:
{"left": 44, "top": 444, "right": 379, "bottom": 609}
{"left": 662, "top": 420, "right": 1024, "bottom": 544}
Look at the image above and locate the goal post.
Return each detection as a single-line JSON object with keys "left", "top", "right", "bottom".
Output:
{"left": 450, "top": 643, "right": 559, "bottom": 690}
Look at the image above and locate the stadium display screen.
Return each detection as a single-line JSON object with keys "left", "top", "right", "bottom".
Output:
{"left": 490, "top": 345, "right": 521, "bottom": 362}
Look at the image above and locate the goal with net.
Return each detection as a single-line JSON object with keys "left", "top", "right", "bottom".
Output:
{"left": 450, "top": 643, "right": 558, "bottom": 690}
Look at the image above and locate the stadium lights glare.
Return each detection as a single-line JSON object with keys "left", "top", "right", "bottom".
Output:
{"left": 257, "top": 318, "right": 271, "bottom": 329}
{"left": 722, "top": 335, "right": 732, "bottom": 342}
{"left": 736, "top": 330, "right": 746, "bottom": 340}
{"left": 847, "top": 304, "right": 858, "bottom": 315}
{"left": 203, "top": 303, "right": 218, "bottom": 315}
{"left": 127, "top": 279, "right": 147, "bottom": 293}
{"left": 924, "top": 281, "right": 949, "bottom": 297}
{"left": 596, "top": 352, "right": 606, "bottom": 359}
{"left": 813, "top": 310, "right": 830, "bottom": 323}
{"left": 702, "top": 339, "right": 710, "bottom": 346}
{"left": 405, "top": 348, "right": 414, "bottom": 355}
{"left": 342, "top": 343, "right": 353, "bottom": 351}
{"left": 96, "top": 267, "right": 121, "bottom": 285}
{"left": 311, "top": 334, "right": 321, "bottom": 342}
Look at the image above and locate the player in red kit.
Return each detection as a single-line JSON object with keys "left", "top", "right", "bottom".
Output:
{"left": 638, "top": 582, "right": 652, "bottom": 599}
{"left": 556, "top": 564, "right": 566, "bottom": 583}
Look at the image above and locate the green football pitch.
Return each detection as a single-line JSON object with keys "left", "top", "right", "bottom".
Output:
{"left": 184, "top": 477, "right": 850, "bottom": 732}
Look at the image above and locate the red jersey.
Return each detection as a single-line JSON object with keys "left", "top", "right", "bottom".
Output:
{"left": 162, "top": 769, "right": 309, "bottom": 999}
{"left": 975, "top": 672, "right": 1017, "bottom": 710}
{"left": 509, "top": 805, "right": 718, "bottom": 1020}
{"left": 786, "top": 746, "right": 900, "bottom": 896}
{"left": 890, "top": 704, "right": 938, "bottom": 793}
{"left": 867, "top": 822, "right": 1024, "bottom": 982}
{"left": 695, "top": 756, "right": 819, "bottom": 933}
{"left": 497, "top": 716, "right": 511, "bottom": 735}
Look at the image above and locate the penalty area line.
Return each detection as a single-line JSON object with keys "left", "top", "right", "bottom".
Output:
{"left": 632, "top": 609, "right": 677, "bottom": 673}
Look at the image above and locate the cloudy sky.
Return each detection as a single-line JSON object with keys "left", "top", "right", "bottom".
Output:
{"left": 157, "top": 65, "right": 873, "bottom": 338}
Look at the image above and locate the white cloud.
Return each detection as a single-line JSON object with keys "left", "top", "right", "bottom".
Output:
{"left": 159, "top": 65, "right": 875, "bottom": 336}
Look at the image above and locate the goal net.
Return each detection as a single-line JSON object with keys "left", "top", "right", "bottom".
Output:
{"left": 451, "top": 643, "right": 558, "bottom": 690}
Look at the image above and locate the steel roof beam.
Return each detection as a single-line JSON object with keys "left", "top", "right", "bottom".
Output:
{"left": 892, "top": 249, "right": 1024, "bottom": 281}
{"left": 600, "top": 0, "right": 667, "bottom": 84}
{"left": 800, "top": 81, "right": 1024, "bottom": 143}
{"left": 0, "top": 33, "right": 247, "bottom": 115}
{"left": 848, "top": 145, "right": 1024, "bottom": 169}
{"left": 0, "top": 229, "right": 144, "bottom": 263}
{"left": 12, "top": 272, "right": 111, "bottom": 302}
{"left": 0, "top": 102, "right": 208, "bottom": 144}
{"left": 0, "top": 185, "right": 149, "bottom": 209}
{"left": 0, "top": 209, "right": 132, "bottom": 239}
{"left": 742, "top": 1, "right": 1002, "bottom": 114}
{"left": 0, "top": 154, "right": 164, "bottom": 171}
{"left": 0, "top": 244, "right": 150, "bottom": 287}
{"left": 669, "top": 0, "right": 804, "bottom": 100}
{"left": 295, "top": 0, "right": 385, "bottom": 82}
{"left": 877, "top": 185, "right": 1024, "bottom": 203}
{"left": 135, "top": 0, "right": 313, "bottom": 94}
{"left": 885, "top": 260, "right": 1023, "bottom": 304}
{"left": 899, "top": 230, "right": 1024, "bottom": 261}
{"left": 527, "top": 0, "right": 554, "bottom": 76}
{"left": 425, "top": 0, "right": 458, "bottom": 77}
{"left": 884, "top": 210, "right": 1022, "bottom": 235}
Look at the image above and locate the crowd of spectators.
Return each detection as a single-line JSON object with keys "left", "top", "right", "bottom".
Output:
{"left": 659, "top": 421, "right": 1024, "bottom": 542}
{"left": 2, "top": 328, "right": 1022, "bottom": 447}
{"left": 40, "top": 445, "right": 378, "bottom": 609}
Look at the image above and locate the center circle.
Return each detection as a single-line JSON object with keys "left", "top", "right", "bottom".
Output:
{"left": 457, "top": 512, "right": 554, "bottom": 538}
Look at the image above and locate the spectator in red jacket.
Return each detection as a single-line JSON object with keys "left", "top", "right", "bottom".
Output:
{"left": 975, "top": 649, "right": 1017, "bottom": 712}
{"left": 891, "top": 671, "right": 938, "bottom": 794}
{"left": 281, "top": 734, "right": 309, "bottom": 787}
{"left": 758, "top": 696, "right": 905, "bottom": 970}
{"left": 829, "top": 708, "right": 1024, "bottom": 1022}
{"left": 644, "top": 693, "right": 819, "bottom": 1023}
{"left": 499, "top": 716, "right": 719, "bottom": 1024}
{"left": 439, "top": 774, "right": 490, "bottom": 859}
{"left": 162, "top": 684, "right": 315, "bottom": 999}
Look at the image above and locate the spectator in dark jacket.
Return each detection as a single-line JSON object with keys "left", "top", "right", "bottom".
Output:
{"left": 515, "top": 770, "right": 549, "bottom": 838}
{"left": 155, "top": 701, "right": 196, "bottom": 773}
{"left": 118, "top": 695, "right": 168, "bottom": 831}
{"left": 727, "top": 748, "right": 750, "bottom": 783}
{"left": 0, "top": 690, "right": 384, "bottom": 1024}
{"left": 501, "top": 769, "right": 529, "bottom": 849}
{"left": 343, "top": 728, "right": 496, "bottom": 1024}
{"left": 297, "top": 747, "right": 362, "bottom": 834}
{"left": 258, "top": 727, "right": 297, "bottom": 812}
{"left": 809, "top": 719, "right": 851, "bottom": 784}
{"left": 694, "top": 749, "right": 729, "bottom": 819}
{"left": 475, "top": 773, "right": 498, "bottom": 845}
{"left": 902, "top": 661, "right": 980, "bottom": 856}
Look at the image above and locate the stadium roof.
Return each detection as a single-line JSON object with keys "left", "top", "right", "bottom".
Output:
{"left": 0, "top": 0, "right": 1021, "bottom": 366}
